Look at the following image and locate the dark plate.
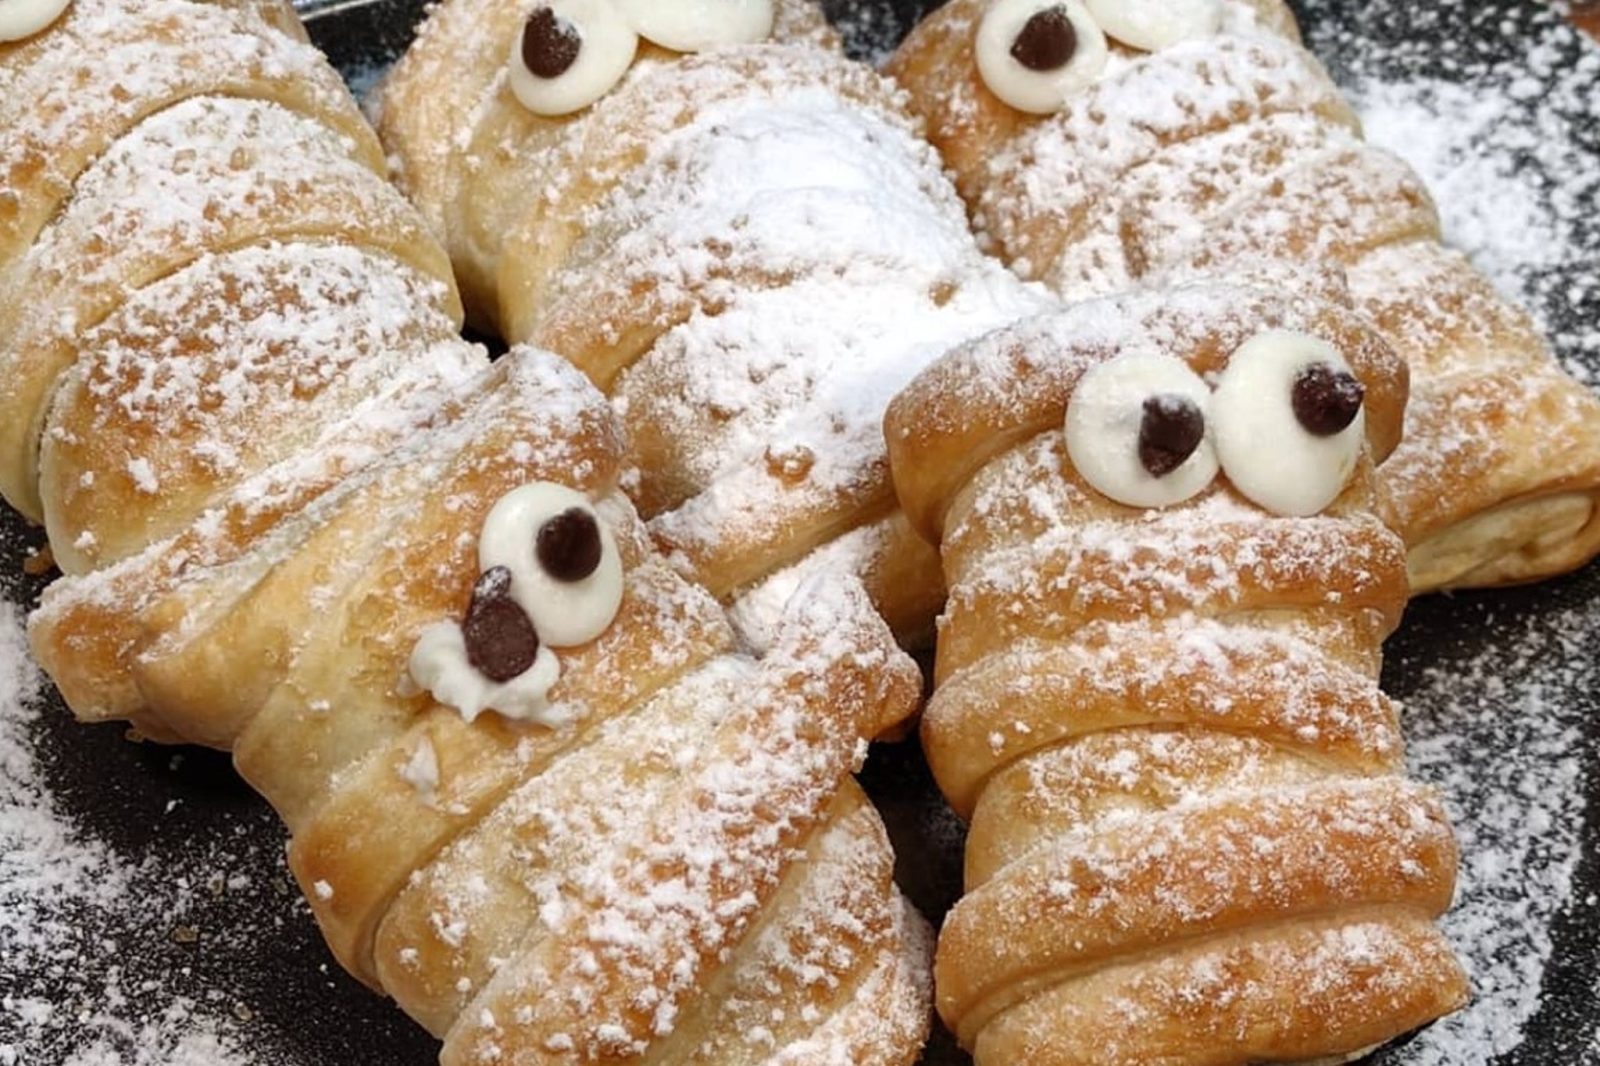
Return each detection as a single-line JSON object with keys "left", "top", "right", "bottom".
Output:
{"left": 3, "top": 2, "right": 1598, "bottom": 1064}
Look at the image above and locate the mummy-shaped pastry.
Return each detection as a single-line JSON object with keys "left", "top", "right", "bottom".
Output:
{"left": 6, "top": 3, "right": 933, "bottom": 1062}
{"left": 377, "top": 0, "right": 1050, "bottom": 652}
{"left": 888, "top": 0, "right": 1600, "bottom": 592}
{"left": 885, "top": 279, "right": 1467, "bottom": 1066}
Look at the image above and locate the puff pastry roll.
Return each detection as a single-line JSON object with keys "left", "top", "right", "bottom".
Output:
{"left": 888, "top": 0, "right": 1600, "bottom": 592}
{"left": 885, "top": 277, "right": 1468, "bottom": 1064}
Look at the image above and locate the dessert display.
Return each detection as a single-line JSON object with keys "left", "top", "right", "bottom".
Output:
{"left": 374, "top": 0, "right": 1051, "bottom": 649}
{"left": 2, "top": 0, "right": 1598, "bottom": 1064}
{"left": 888, "top": 0, "right": 1600, "bottom": 593}
{"left": 1, "top": 2, "right": 931, "bottom": 1062}
{"left": 886, "top": 276, "right": 1468, "bottom": 1063}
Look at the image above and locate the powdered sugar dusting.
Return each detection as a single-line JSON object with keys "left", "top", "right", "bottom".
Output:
{"left": 514, "top": 44, "right": 1049, "bottom": 638}
{"left": 1388, "top": 594, "right": 1598, "bottom": 1063}
{"left": 1341, "top": 16, "right": 1600, "bottom": 384}
{"left": 0, "top": 601, "right": 258, "bottom": 1065}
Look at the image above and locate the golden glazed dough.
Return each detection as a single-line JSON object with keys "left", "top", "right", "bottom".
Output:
{"left": 885, "top": 278, "right": 1469, "bottom": 1065}
{"left": 2, "top": 2, "right": 933, "bottom": 1061}
{"left": 888, "top": 0, "right": 1600, "bottom": 592}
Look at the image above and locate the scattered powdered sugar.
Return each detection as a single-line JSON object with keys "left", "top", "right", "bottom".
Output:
{"left": 1387, "top": 594, "right": 1598, "bottom": 1063}
{"left": 1354, "top": 78, "right": 1566, "bottom": 315}
{"left": 818, "top": 0, "right": 918, "bottom": 65}
{"left": 4, "top": 3, "right": 1597, "bottom": 1066}
{"left": 56, "top": 1005, "right": 249, "bottom": 1066}
{"left": 0, "top": 607, "right": 130, "bottom": 1033}
{"left": 0, "top": 600, "right": 266, "bottom": 1066}
{"left": 1306, "top": 2, "right": 1600, "bottom": 383}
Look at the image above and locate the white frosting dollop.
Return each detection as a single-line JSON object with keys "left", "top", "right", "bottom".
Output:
{"left": 408, "top": 621, "right": 565, "bottom": 725}
{"left": 477, "top": 481, "right": 624, "bottom": 648}
{"left": 615, "top": 0, "right": 774, "bottom": 52}
{"left": 975, "top": 0, "right": 1109, "bottom": 115}
{"left": 1211, "top": 330, "right": 1367, "bottom": 517}
{"left": 407, "top": 481, "right": 624, "bottom": 726}
{"left": 1083, "top": 0, "right": 1223, "bottom": 52}
{"left": 0, "top": 0, "right": 71, "bottom": 42}
{"left": 1065, "top": 352, "right": 1218, "bottom": 509}
{"left": 508, "top": 0, "right": 638, "bottom": 117}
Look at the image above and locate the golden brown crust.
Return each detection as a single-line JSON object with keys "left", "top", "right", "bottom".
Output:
{"left": 0, "top": 2, "right": 398, "bottom": 523}
{"left": 375, "top": 0, "right": 835, "bottom": 324}
{"left": 926, "top": 613, "right": 1405, "bottom": 818}
{"left": 971, "top": 908, "right": 1467, "bottom": 1066}
{"left": 938, "top": 781, "right": 1458, "bottom": 1038}
{"left": 39, "top": 242, "right": 457, "bottom": 572}
{"left": 275, "top": 552, "right": 736, "bottom": 976}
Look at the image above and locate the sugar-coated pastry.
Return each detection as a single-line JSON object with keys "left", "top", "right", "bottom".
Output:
{"left": 375, "top": 0, "right": 1052, "bottom": 651}
{"left": 885, "top": 278, "right": 1468, "bottom": 1066}
{"left": 888, "top": 0, "right": 1600, "bottom": 592}
{"left": 2, "top": 2, "right": 933, "bottom": 1062}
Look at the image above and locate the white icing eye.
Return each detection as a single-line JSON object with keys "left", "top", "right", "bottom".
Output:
{"left": 1212, "top": 330, "right": 1367, "bottom": 517}
{"left": 1083, "top": 0, "right": 1223, "bottom": 52}
{"left": 975, "top": 0, "right": 1109, "bottom": 115}
{"left": 614, "top": 0, "right": 774, "bottom": 52}
{"left": 477, "top": 482, "right": 624, "bottom": 647}
{"left": 408, "top": 572, "right": 566, "bottom": 726}
{"left": 508, "top": 0, "right": 638, "bottom": 117}
{"left": 0, "top": 0, "right": 71, "bottom": 42}
{"left": 1065, "top": 352, "right": 1218, "bottom": 509}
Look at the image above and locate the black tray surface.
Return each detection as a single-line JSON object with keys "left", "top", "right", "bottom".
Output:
{"left": 2, "top": 2, "right": 1597, "bottom": 1064}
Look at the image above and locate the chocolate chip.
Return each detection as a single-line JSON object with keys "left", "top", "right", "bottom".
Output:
{"left": 1138, "top": 394, "right": 1206, "bottom": 477}
{"left": 1011, "top": 6, "right": 1078, "bottom": 72}
{"left": 536, "top": 507, "right": 603, "bottom": 582}
{"left": 522, "top": 7, "right": 581, "bottom": 80}
{"left": 463, "top": 566, "right": 540, "bottom": 683}
{"left": 1292, "top": 363, "right": 1365, "bottom": 437}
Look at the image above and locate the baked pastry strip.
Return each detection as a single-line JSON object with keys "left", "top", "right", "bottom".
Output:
{"left": 887, "top": 0, "right": 1600, "bottom": 592}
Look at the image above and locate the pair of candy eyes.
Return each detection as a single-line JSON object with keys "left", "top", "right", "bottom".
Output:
{"left": 976, "top": 0, "right": 1225, "bottom": 114}
{"left": 508, "top": 0, "right": 774, "bottom": 116}
{"left": 459, "top": 499, "right": 616, "bottom": 684}
{"left": 1065, "top": 332, "right": 1368, "bottom": 516}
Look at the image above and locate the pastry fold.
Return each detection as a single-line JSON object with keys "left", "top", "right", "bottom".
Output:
{"left": 376, "top": 0, "right": 1051, "bottom": 649}
{"left": 888, "top": 0, "right": 1600, "bottom": 592}
{"left": 3, "top": 3, "right": 932, "bottom": 1061}
{"left": 885, "top": 279, "right": 1468, "bottom": 1065}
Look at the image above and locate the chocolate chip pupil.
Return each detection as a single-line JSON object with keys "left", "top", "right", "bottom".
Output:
{"left": 1291, "top": 362, "right": 1365, "bottom": 437}
{"left": 522, "top": 7, "right": 581, "bottom": 80}
{"left": 1138, "top": 394, "right": 1205, "bottom": 478}
{"left": 1011, "top": 7, "right": 1078, "bottom": 72}
{"left": 463, "top": 566, "right": 540, "bottom": 683}
{"left": 537, "top": 507, "right": 603, "bottom": 583}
